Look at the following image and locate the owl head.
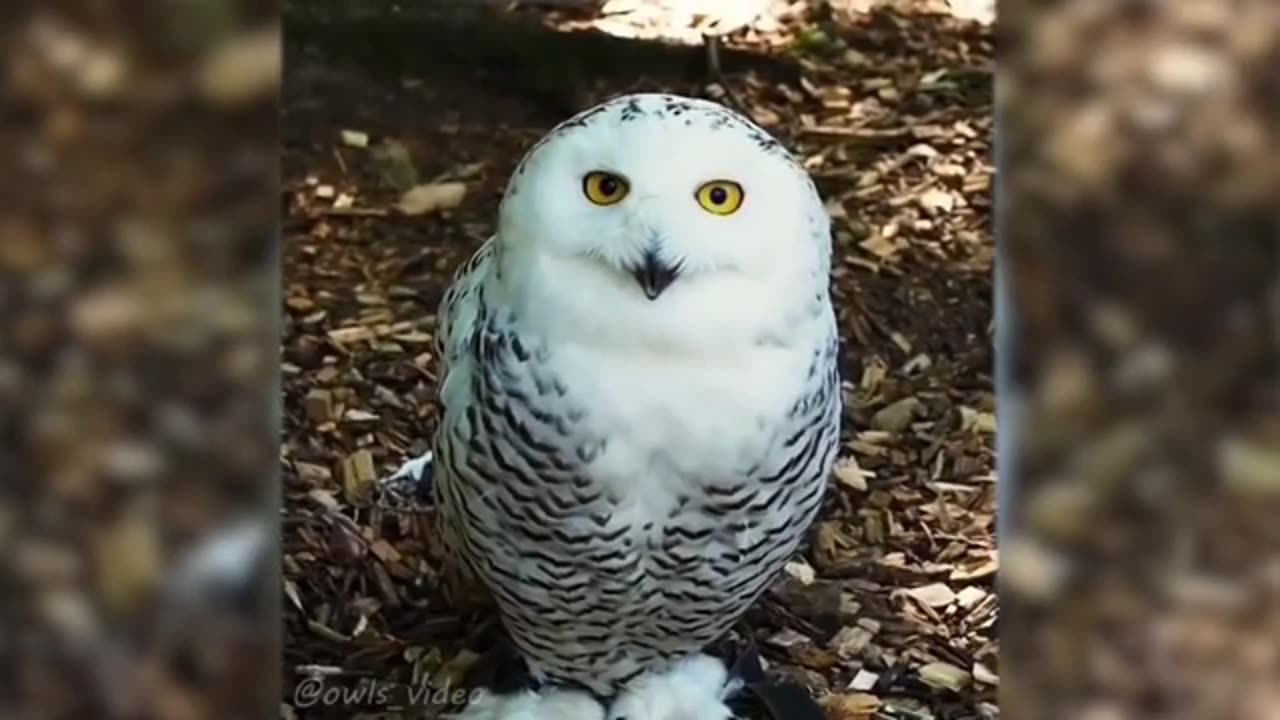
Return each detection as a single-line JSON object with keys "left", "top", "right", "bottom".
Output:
{"left": 493, "top": 93, "right": 833, "bottom": 350}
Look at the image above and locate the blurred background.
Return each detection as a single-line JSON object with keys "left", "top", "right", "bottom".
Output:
{"left": 3, "top": 1, "right": 1275, "bottom": 719}
{"left": 1000, "top": 2, "right": 1280, "bottom": 718}
{"left": 0, "top": 2, "right": 279, "bottom": 719}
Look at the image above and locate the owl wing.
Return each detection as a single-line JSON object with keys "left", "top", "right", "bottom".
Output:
{"left": 434, "top": 236, "right": 496, "bottom": 389}
{"left": 430, "top": 237, "right": 498, "bottom": 584}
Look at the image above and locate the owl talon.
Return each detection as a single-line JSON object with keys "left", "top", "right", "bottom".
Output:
{"left": 607, "top": 655, "right": 737, "bottom": 720}
{"left": 389, "top": 451, "right": 434, "bottom": 484}
{"left": 378, "top": 452, "right": 435, "bottom": 504}
{"left": 448, "top": 687, "right": 606, "bottom": 720}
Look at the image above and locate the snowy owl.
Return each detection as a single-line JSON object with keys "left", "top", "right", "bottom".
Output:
{"left": 431, "top": 93, "right": 841, "bottom": 720}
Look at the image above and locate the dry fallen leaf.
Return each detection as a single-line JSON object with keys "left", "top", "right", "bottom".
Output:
{"left": 398, "top": 182, "right": 468, "bottom": 216}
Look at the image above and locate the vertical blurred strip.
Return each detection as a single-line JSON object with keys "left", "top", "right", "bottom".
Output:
{"left": 992, "top": 228, "right": 1017, "bottom": 549}
{"left": 0, "top": 2, "right": 280, "bottom": 719}
{"left": 1000, "top": 1, "right": 1279, "bottom": 718}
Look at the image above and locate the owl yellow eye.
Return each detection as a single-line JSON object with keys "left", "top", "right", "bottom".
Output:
{"left": 695, "top": 180, "right": 744, "bottom": 215}
{"left": 583, "top": 171, "right": 629, "bottom": 206}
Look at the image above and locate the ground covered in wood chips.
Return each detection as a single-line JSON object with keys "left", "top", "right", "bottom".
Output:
{"left": 282, "top": 3, "right": 995, "bottom": 718}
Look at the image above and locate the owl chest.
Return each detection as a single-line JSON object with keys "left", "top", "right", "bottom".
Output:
{"left": 547, "top": 346, "right": 806, "bottom": 481}
{"left": 452, "top": 347, "right": 832, "bottom": 652}
{"left": 459, "top": 330, "right": 823, "bottom": 537}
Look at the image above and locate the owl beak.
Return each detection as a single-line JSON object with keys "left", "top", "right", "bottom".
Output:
{"left": 630, "top": 251, "right": 679, "bottom": 300}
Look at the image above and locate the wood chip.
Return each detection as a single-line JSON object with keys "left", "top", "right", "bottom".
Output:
{"left": 342, "top": 408, "right": 379, "bottom": 423}
{"left": 906, "top": 582, "right": 957, "bottom": 608}
{"left": 870, "top": 397, "right": 924, "bottom": 433}
{"left": 919, "top": 661, "right": 972, "bottom": 691}
{"left": 833, "top": 456, "right": 869, "bottom": 491}
{"left": 784, "top": 559, "right": 817, "bottom": 585}
{"left": 955, "top": 585, "right": 988, "bottom": 609}
{"left": 829, "top": 625, "right": 875, "bottom": 658}
{"left": 822, "top": 692, "right": 882, "bottom": 719}
{"left": 328, "top": 326, "right": 375, "bottom": 344}
{"left": 918, "top": 187, "right": 956, "bottom": 214}
{"left": 860, "top": 231, "right": 902, "bottom": 259}
{"left": 398, "top": 182, "right": 468, "bottom": 216}
{"left": 340, "top": 129, "right": 369, "bottom": 148}
{"left": 767, "top": 628, "right": 812, "bottom": 650}
{"left": 889, "top": 331, "right": 912, "bottom": 354}
{"left": 848, "top": 669, "right": 880, "bottom": 691}
{"left": 950, "top": 554, "right": 999, "bottom": 582}
{"left": 307, "top": 488, "right": 340, "bottom": 511}
{"left": 304, "top": 389, "right": 334, "bottom": 423}
{"left": 96, "top": 514, "right": 160, "bottom": 613}
{"left": 369, "top": 539, "right": 402, "bottom": 564}
{"left": 341, "top": 450, "right": 377, "bottom": 505}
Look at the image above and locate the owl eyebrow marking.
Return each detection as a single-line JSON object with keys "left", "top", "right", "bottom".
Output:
{"left": 619, "top": 97, "right": 646, "bottom": 121}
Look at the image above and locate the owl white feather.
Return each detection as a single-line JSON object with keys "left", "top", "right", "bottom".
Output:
{"left": 431, "top": 93, "right": 840, "bottom": 719}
